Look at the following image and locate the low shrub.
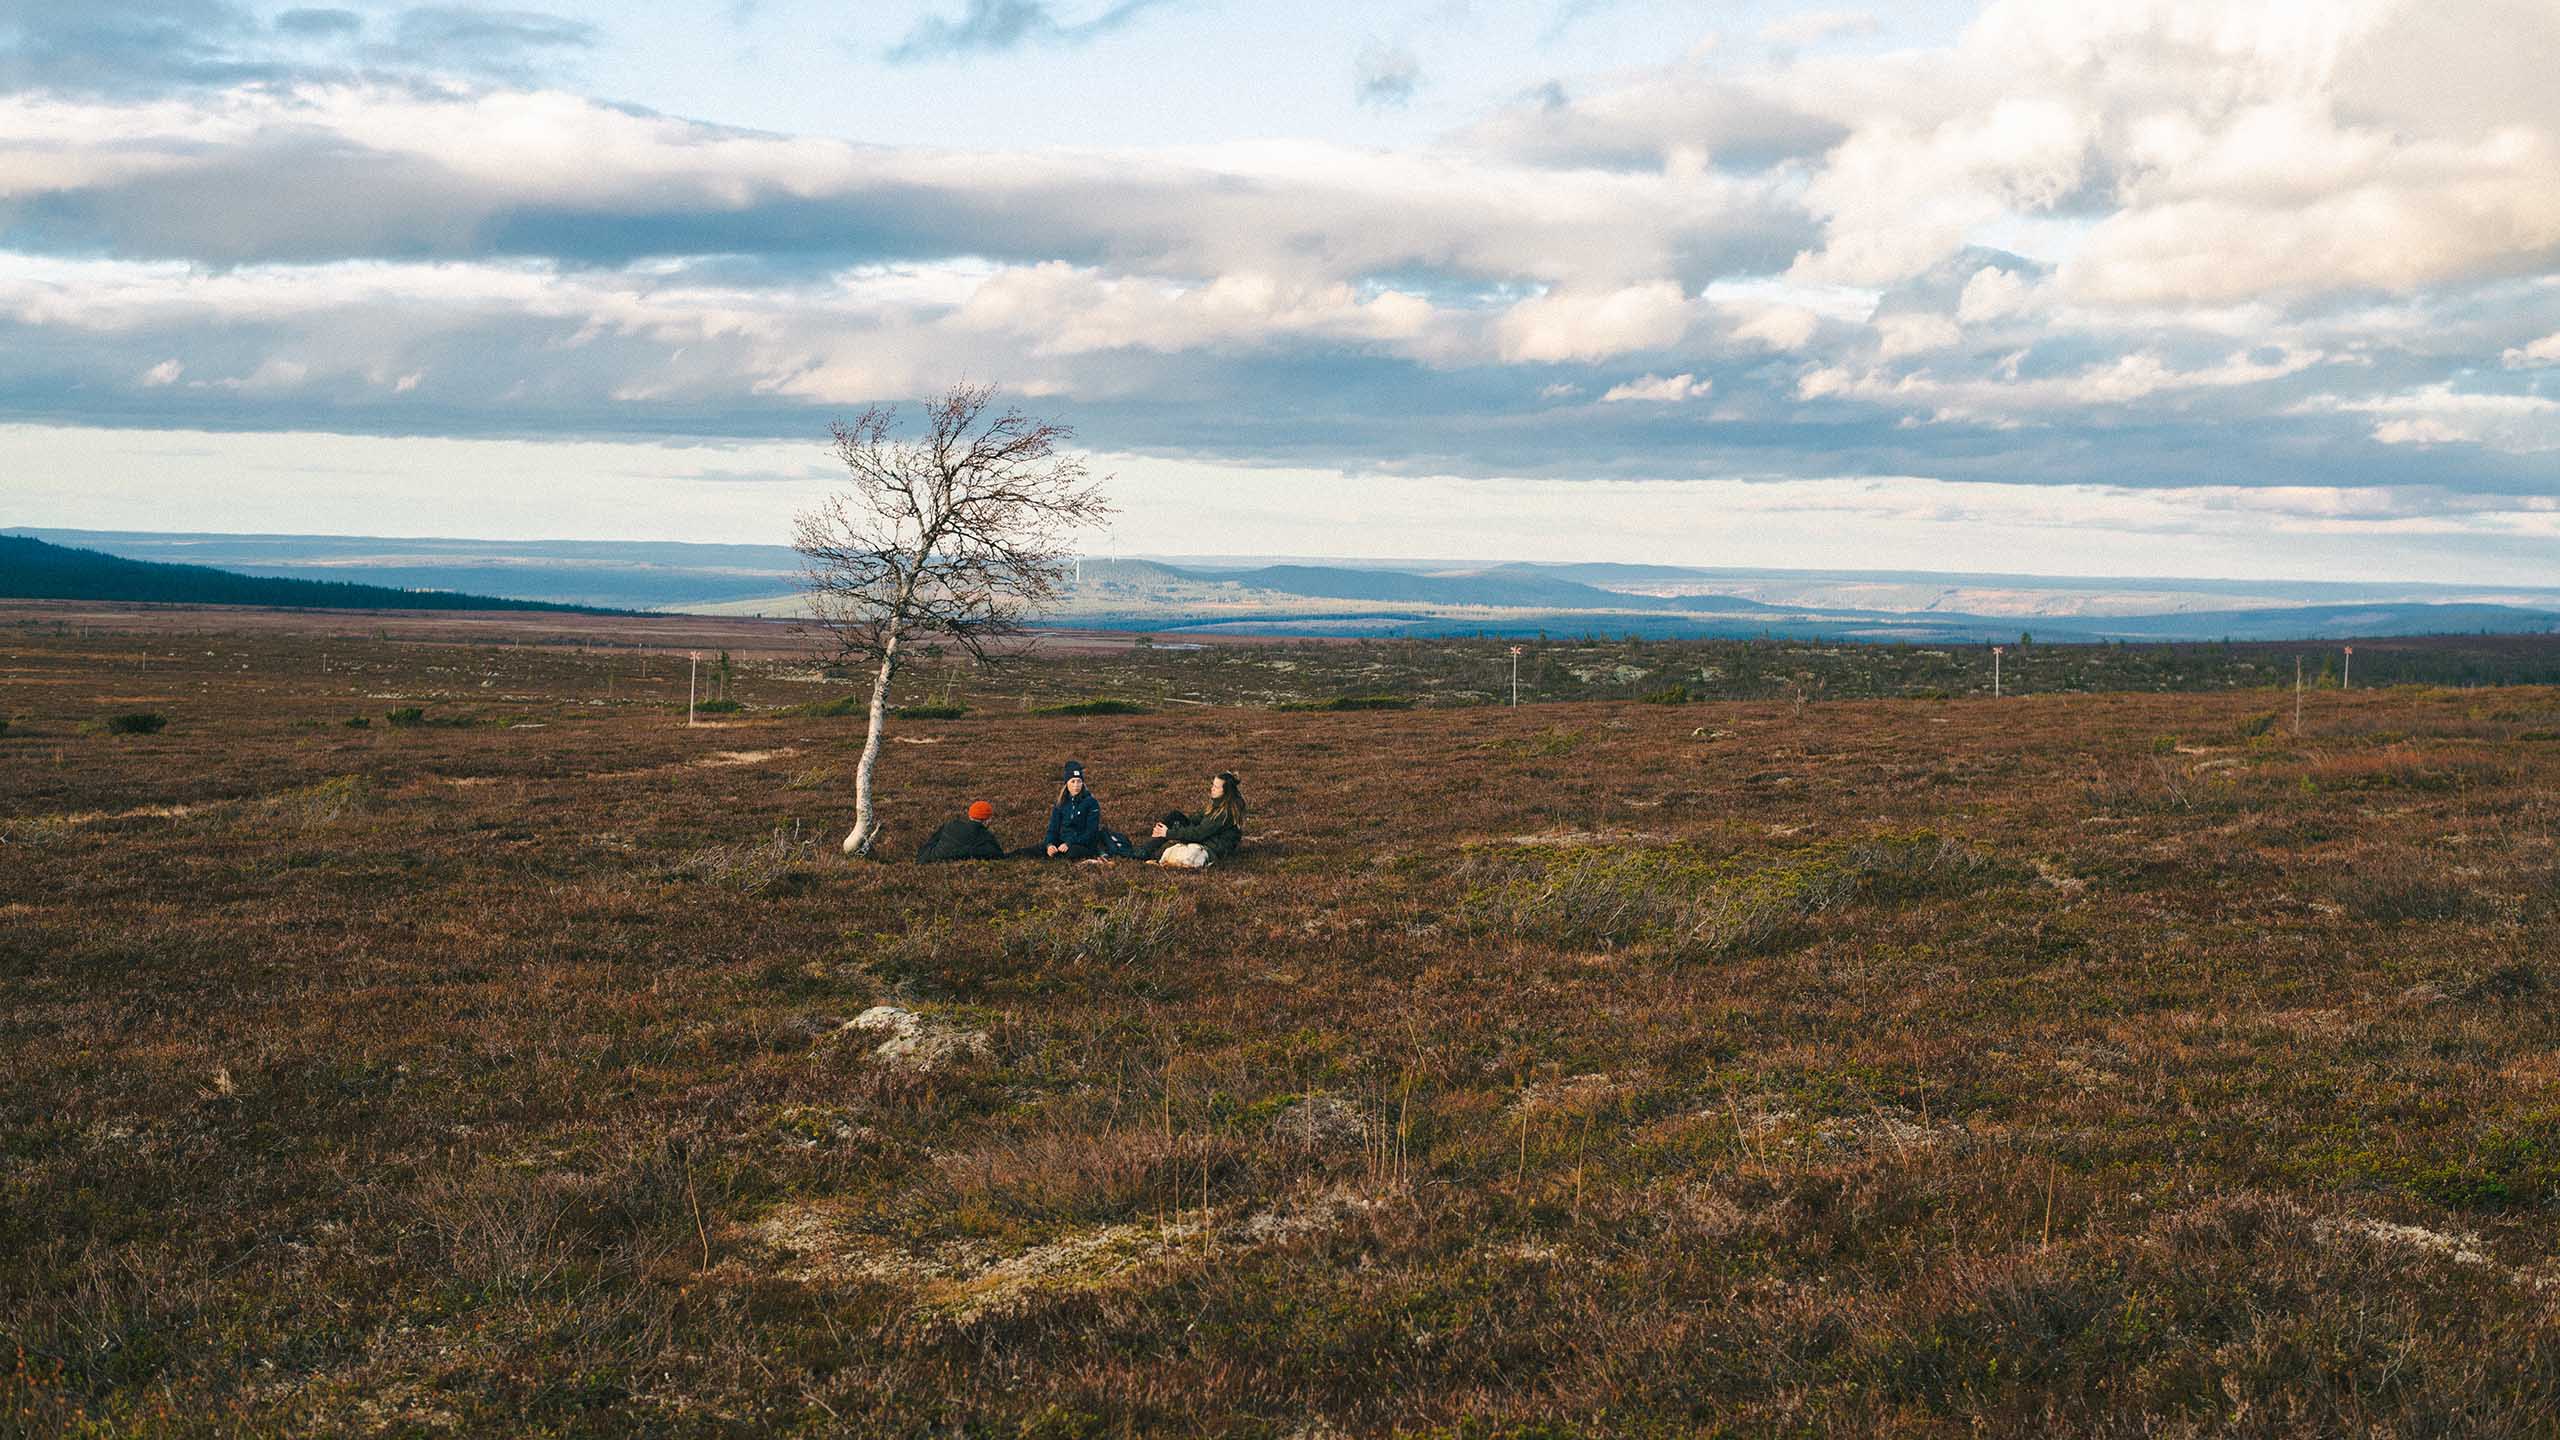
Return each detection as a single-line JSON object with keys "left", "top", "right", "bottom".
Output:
{"left": 385, "top": 706, "right": 427, "bottom": 727}
{"left": 865, "top": 894, "right": 1187, "bottom": 1001}
{"left": 96, "top": 712, "right": 167, "bottom": 736}
{"left": 257, "top": 774, "right": 375, "bottom": 828}
{"left": 1462, "top": 832, "right": 1989, "bottom": 959}
{"left": 788, "top": 696, "right": 968, "bottom": 720}
{"left": 342, "top": 715, "right": 371, "bottom": 729}
{"left": 785, "top": 694, "right": 868, "bottom": 718}
{"left": 691, "top": 697, "right": 743, "bottom": 715}
{"left": 2237, "top": 711, "right": 2279, "bottom": 738}
{"left": 2455, "top": 961, "right": 2543, "bottom": 1003}
{"left": 1276, "top": 694, "right": 1412, "bottom": 712}
{"left": 1640, "top": 684, "right": 1692, "bottom": 705}
{"left": 1496, "top": 725, "right": 1584, "bottom": 759}
{"left": 2334, "top": 851, "right": 2492, "bottom": 924}
{"left": 662, "top": 829, "right": 814, "bottom": 895}
{"left": 1004, "top": 892, "right": 1183, "bottom": 972}
{"left": 1032, "top": 698, "right": 1148, "bottom": 717}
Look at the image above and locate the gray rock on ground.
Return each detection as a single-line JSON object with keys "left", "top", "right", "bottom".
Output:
{"left": 846, "top": 1005, "right": 993, "bottom": 1073}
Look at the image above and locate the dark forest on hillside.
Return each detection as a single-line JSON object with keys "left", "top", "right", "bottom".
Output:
{"left": 0, "top": 536, "right": 613, "bottom": 614}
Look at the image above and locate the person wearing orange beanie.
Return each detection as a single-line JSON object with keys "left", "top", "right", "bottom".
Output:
{"left": 916, "top": 799, "right": 1004, "bottom": 862}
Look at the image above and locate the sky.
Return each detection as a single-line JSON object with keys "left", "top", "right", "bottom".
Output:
{"left": 1, "top": 0, "right": 2557, "bottom": 580}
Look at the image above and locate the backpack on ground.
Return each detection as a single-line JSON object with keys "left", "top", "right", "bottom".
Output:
{"left": 1101, "top": 828, "right": 1139, "bottom": 859}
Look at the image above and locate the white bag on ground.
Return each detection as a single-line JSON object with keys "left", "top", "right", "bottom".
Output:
{"left": 1156, "top": 842, "right": 1213, "bottom": 869}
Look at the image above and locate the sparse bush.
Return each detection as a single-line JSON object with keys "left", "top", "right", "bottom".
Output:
{"left": 1496, "top": 725, "right": 1585, "bottom": 759}
{"left": 2237, "top": 711, "right": 2278, "bottom": 738}
{"left": 385, "top": 706, "right": 426, "bottom": 727}
{"left": 898, "top": 703, "right": 970, "bottom": 719}
{"left": 2333, "top": 850, "right": 2489, "bottom": 923}
{"left": 864, "top": 895, "right": 1188, "bottom": 1001}
{"left": 1033, "top": 698, "right": 1148, "bottom": 716}
{"left": 692, "top": 697, "right": 743, "bottom": 714}
{"left": 1276, "top": 694, "right": 1413, "bottom": 712}
{"left": 256, "top": 774, "right": 374, "bottom": 828}
{"left": 1005, "top": 892, "right": 1182, "bottom": 971}
{"left": 0, "top": 814, "right": 81, "bottom": 846}
{"left": 784, "top": 764, "right": 838, "bottom": 791}
{"left": 786, "top": 694, "right": 868, "bottom": 718}
{"left": 342, "top": 715, "right": 370, "bottom": 728}
{"left": 663, "top": 828, "right": 814, "bottom": 895}
{"left": 94, "top": 712, "right": 167, "bottom": 736}
{"left": 2455, "top": 961, "right": 2542, "bottom": 1003}
{"left": 1462, "top": 832, "right": 1988, "bottom": 959}
{"left": 1640, "top": 684, "right": 1691, "bottom": 705}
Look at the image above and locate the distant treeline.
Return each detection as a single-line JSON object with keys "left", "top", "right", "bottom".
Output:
{"left": 0, "top": 536, "right": 617, "bottom": 614}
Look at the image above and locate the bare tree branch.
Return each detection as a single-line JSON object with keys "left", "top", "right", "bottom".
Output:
{"left": 792, "top": 383, "right": 1114, "bottom": 856}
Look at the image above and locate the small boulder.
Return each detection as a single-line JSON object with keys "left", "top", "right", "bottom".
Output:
{"left": 846, "top": 1005, "right": 992, "bottom": 1074}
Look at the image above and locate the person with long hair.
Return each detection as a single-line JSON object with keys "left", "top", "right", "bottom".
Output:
{"left": 1022, "top": 759, "right": 1105, "bottom": 860}
{"left": 1145, "top": 771, "right": 1245, "bottom": 867}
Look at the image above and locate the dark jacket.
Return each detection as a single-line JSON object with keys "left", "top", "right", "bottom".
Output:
{"left": 916, "top": 818, "right": 1004, "bottom": 863}
{"left": 1162, "top": 805, "right": 1243, "bottom": 861}
{"left": 1044, "top": 789, "right": 1102, "bottom": 851}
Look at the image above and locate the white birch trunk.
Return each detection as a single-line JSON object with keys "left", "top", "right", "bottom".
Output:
{"left": 842, "top": 619, "right": 901, "bottom": 856}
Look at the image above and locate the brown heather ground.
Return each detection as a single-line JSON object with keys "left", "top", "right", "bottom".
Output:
{"left": 4, "top": 609, "right": 2559, "bottom": 1437}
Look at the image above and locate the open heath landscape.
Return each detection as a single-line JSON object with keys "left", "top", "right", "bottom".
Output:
{"left": 5, "top": 607, "right": 2558, "bottom": 1436}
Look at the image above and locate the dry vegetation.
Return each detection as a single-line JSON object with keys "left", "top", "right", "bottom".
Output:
{"left": 5, "top": 606, "right": 2559, "bottom": 1437}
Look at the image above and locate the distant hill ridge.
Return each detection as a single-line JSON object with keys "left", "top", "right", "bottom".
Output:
{"left": 0, "top": 536, "right": 616, "bottom": 614}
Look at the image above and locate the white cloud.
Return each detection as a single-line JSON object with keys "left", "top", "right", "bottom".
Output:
{"left": 1495, "top": 281, "right": 1691, "bottom": 363}
{"left": 1601, "top": 372, "right": 1710, "bottom": 403}
{"left": 2503, "top": 331, "right": 2560, "bottom": 367}
{"left": 1726, "top": 302, "right": 1821, "bottom": 351}
{"left": 954, "top": 262, "right": 1448, "bottom": 358}
{"left": 2310, "top": 383, "right": 2560, "bottom": 452}
{"left": 138, "top": 358, "right": 182, "bottom": 386}
{"left": 1956, "top": 265, "right": 2034, "bottom": 323}
{"left": 1800, "top": 345, "right": 2329, "bottom": 421}
{"left": 2372, "top": 417, "right": 2469, "bottom": 446}
{"left": 1757, "top": 9, "right": 1880, "bottom": 49}
{"left": 0, "top": 84, "right": 1804, "bottom": 292}
{"left": 1875, "top": 312, "right": 1960, "bottom": 359}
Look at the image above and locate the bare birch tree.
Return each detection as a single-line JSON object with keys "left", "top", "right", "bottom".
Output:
{"left": 793, "top": 383, "right": 1112, "bottom": 857}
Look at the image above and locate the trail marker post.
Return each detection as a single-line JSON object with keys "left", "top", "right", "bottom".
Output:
{"left": 1509, "top": 646, "right": 1525, "bottom": 708}
{"left": 1992, "top": 645, "right": 2004, "bottom": 698}
{"left": 2342, "top": 645, "right": 2353, "bottom": 692}
{"left": 688, "top": 651, "right": 699, "bottom": 727}
{"left": 2294, "top": 655, "right": 2304, "bottom": 735}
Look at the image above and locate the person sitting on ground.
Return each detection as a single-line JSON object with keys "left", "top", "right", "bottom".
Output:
{"left": 1144, "top": 771, "right": 1246, "bottom": 868}
{"left": 1022, "top": 760, "right": 1104, "bottom": 860}
{"left": 915, "top": 800, "right": 1004, "bottom": 863}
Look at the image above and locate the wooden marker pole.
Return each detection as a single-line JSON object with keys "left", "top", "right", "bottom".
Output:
{"left": 2342, "top": 645, "right": 2353, "bottom": 692}
{"left": 1992, "top": 645, "right": 2005, "bottom": 698}
{"left": 688, "top": 652, "right": 699, "bottom": 727}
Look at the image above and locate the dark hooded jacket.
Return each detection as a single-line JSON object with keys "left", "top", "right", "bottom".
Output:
{"left": 1044, "top": 788, "right": 1103, "bottom": 851}
{"left": 1160, "top": 803, "right": 1243, "bottom": 862}
{"left": 916, "top": 817, "right": 1004, "bottom": 863}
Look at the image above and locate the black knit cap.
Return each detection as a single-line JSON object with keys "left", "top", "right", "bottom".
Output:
{"left": 1063, "top": 760, "right": 1085, "bottom": 779}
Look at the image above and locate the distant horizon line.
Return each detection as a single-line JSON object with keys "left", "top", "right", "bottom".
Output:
{"left": 12, "top": 523, "right": 2558, "bottom": 599}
